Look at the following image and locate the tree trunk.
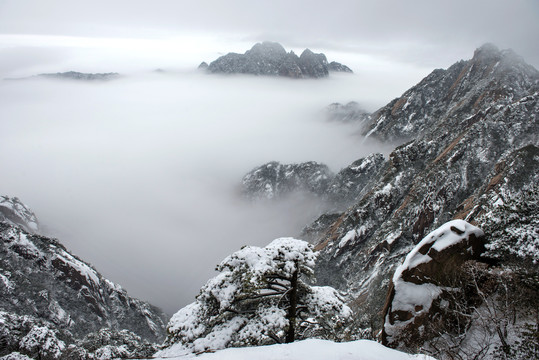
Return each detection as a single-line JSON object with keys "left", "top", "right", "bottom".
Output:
{"left": 285, "top": 263, "right": 299, "bottom": 343}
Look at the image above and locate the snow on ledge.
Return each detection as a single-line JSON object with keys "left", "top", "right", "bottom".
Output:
{"left": 153, "top": 338, "right": 436, "bottom": 360}
{"left": 392, "top": 220, "right": 484, "bottom": 284}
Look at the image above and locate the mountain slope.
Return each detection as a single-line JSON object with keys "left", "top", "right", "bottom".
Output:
{"left": 308, "top": 44, "right": 538, "bottom": 355}
{"left": 0, "top": 196, "right": 168, "bottom": 357}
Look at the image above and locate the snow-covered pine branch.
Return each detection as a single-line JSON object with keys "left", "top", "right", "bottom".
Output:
{"left": 161, "top": 238, "right": 353, "bottom": 354}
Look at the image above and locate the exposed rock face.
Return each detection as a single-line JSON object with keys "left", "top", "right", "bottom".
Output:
{"left": 241, "top": 161, "right": 334, "bottom": 200}
{"left": 309, "top": 44, "right": 539, "bottom": 352}
{"left": 205, "top": 42, "right": 352, "bottom": 79}
{"left": 326, "top": 154, "right": 386, "bottom": 207}
{"left": 362, "top": 43, "right": 538, "bottom": 142}
{"left": 0, "top": 196, "right": 39, "bottom": 233}
{"left": 0, "top": 222, "right": 167, "bottom": 343}
{"left": 381, "top": 220, "right": 485, "bottom": 348}
{"left": 0, "top": 197, "right": 168, "bottom": 358}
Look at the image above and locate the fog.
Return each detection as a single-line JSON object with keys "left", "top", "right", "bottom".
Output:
{"left": 1, "top": 0, "right": 536, "bottom": 316}
{"left": 0, "top": 69, "right": 405, "bottom": 314}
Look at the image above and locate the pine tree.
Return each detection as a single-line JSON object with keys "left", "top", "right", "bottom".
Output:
{"left": 163, "top": 238, "right": 353, "bottom": 353}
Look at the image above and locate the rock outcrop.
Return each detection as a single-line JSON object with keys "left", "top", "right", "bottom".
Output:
{"left": 241, "top": 161, "right": 333, "bottom": 200}
{"left": 0, "top": 197, "right": 168, "bottom": 358}
{"left": 0, "top": 196, "right": 39, "bottom": 233}
{"left": 302, "top": 44, "right": 539, "bottom": 357}
{"left": 204, "top": 42, "right": 352, "bottom": 79}
{"left": 381, "top": 220, "right": 485, "bottom": 348}
{"left": 241, "top": 155, "right": 386, "bottom": 210}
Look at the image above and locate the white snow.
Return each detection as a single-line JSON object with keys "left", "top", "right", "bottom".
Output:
{"left": 5, "top": 228, "right": 43, "bottom": 258}
{"left": 338, "top": 229, "right": 357, "bottom": 248}
{"left": 153, "top": 339, "right": 436, "bottom": 360}
{"left": 53, "top": 249, "right": 100, "bottom": 286}
{"left": 393, "top": 220, "right": 484, "bottom": 283}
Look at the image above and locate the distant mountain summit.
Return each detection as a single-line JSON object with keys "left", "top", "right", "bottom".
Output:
{"left": 5, "top": 71, "right": 120, "bottom": 81}
{"left": 202, "top": 41, "right": 352, "bottom": 78}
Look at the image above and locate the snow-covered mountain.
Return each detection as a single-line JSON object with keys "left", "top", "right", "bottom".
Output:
{"left": 308, "top": 44, "right": 538, "bottom": 358}
{"left": 203, "top": 41, "right": 352, "bottom": 78}
{"left": 0, "top": 196, "right": 168, "bottom": 358}
{"left": 238, "top": 43, "right": 538, "bottom": 359}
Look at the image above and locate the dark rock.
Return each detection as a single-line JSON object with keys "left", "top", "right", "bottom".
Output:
{"left": 206, "top": 42, "right": 351, "bottom": 79}
{"left": 298, "top": 49, "right": 329, "bottom": 78}
{"left": 0, "top": 199, "right": 168, "bottom": 347}
{"left": 197, "top": 62, "right": 208, "bottom": 70}
{"left": 362, "top": 43, "right": 539, "bottom": 143}
{"left": 241, "top": 161, "right": 334, "bottom": 200}
{"left": 381, "top": 220, "right": 486, "bottom": 348}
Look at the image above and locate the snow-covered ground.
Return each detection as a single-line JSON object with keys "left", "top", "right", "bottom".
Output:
{"left": 154, "top": 339, "right": 436, "bottom": 360}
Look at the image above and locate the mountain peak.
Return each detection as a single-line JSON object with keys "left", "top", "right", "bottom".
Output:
{"left": 247, "top": 41, "right": 287, "bottom": 57}
{"left": 204, "top": 42, "right": 351, "bottom": 78}
{"left": 472, "top": 43, "right": 501, "bottom": 60}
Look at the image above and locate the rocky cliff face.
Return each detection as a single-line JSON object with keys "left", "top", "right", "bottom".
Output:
{"left": 308, "top": 44, "right": 538, "bottom": 357}
{"left": 205, "top": 42, "right": 352, "bottom": 78}
{"left": 0, "top": 196, "right": 39, "bottom": 234}
{"left": 241, "top": 155, "right": 386, "bottom": 211}
{"left": 0, "top": 197, "right": 168, "bottom": 358}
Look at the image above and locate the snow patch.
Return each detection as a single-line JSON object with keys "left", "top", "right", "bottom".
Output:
{"left": 154, "top": 338, "right": 435, "bottom": 360}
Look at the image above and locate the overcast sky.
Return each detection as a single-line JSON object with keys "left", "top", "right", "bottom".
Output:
{"left": 0, "top": 0, "right": 538, "bottom": 70}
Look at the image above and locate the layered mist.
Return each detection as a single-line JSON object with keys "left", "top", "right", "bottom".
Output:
{"left": 1, "top": 70, "right": 397, "bottom": 314}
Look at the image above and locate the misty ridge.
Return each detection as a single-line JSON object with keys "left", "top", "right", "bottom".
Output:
{"left": 0, "top": 68, "right": 396, "bottom": 314}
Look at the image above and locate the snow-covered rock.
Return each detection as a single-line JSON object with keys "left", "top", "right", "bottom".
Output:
{"left": 382, "top": 220, "right": 485, "bottom": 348}
{"left": 241, "top": 161, "right": 334, "bottom": 200}
{"left": 0, "top": 196, "right": 39, "bottom": 233}
{"left": 310, "top": 44, "right": 539, "bottom": 357}
{"left": 325, "top": 101, "right": 370, "bottom": 123}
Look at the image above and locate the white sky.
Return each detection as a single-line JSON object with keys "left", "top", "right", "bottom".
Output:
{"left": 0, "top": 0, "right": 538, "bottom": 75}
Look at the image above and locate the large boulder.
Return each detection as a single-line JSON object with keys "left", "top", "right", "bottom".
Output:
{"left": 381, "top": 220, "right": 485, "bottom": 348}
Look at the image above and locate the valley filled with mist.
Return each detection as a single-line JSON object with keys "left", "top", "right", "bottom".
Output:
{"left": 1, "top": 68, "right": 405, "bottom": 314}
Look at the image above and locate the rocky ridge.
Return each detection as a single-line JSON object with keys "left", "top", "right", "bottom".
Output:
{"left": 241, "top": 44, "right": 538, "bottom": 358}
{"left": 242, "top": 154, "right": 386, "bottom": 211}
{"left": 310, "top": 44, "right": 538, "bottom": 357}
{"left": 0, "top": 196, "right": 168, "bottom": 358}
{"left": 204, "top": 42, "right": 352, "bottom": 78}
